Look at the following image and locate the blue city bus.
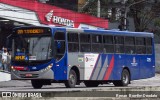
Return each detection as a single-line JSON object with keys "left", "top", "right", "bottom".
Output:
{"left": 11, "top": 26, "right": 155, "bottom": 88}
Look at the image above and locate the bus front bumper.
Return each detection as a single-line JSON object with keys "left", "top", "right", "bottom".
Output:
{"left": 11, "top": 69, "right": 54, "bottom": 80}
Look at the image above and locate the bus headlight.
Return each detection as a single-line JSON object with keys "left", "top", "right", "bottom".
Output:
{"left": 11, "top": 66, "right": 15, "bottom": 71}
{"left": 41, "top": 63, "right": 53, "bottom": 72}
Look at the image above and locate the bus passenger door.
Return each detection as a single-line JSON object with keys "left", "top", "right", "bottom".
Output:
{"left": 54, "top": 31, "right": 67, "bottom": 80}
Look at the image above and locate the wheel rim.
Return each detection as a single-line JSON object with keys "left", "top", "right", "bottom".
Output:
{"left": 69, "top": 74, "right": 75, "bottom": 85}
{"left": 122, "top": 72, "right": 129, "bottom": 84}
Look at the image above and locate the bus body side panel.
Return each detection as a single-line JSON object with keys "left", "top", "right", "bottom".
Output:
{"left": 74, "top": 53, "right": 122, "bottom": 81}
{"left": 126, "top": 55, "right": 140, "bottom": 80}
{"left": 108, "top": 54, "right": 140, "bottom": 81}
{"left": 81, "top": 53, "right": 113, "bottom": 81}
{"left": 67, "top": 53, "right": 142, "bottom": 81}
{"left": 139, "top": 55, "right": 155, "bottom": 79}
{"left": 83, "top": 53, "right": 113, "bottom": 81}
{"left": 68, "top": 53, "right": 116, "bottom": 81}
{"left": 97, "top": 54, "right": 115, "bottom": 80}
{"left": 67, "top": 53, "right": 85, "bottom": 80}
{"left": 112, "top": 54, "right": 155, "bottom": 81}
{"left": 110, "top": 54, "right": 126, "bottom": 81}
{"left": 104, "top": 54, "right": 153, "bottom": 81}
{"left": 151, "top": 38, "right": 156, "bottom": 77}
{"left": 52, "top": 28, "right": 68, "bottom": 80}
{"left": 139, "top": 55, "right": 149, "bottom": 79}
{"left": 54, "top": 53, "right": 68, "bottom": 80}
{"left": 102, "top": 54, "right": 117, "bottom": 80}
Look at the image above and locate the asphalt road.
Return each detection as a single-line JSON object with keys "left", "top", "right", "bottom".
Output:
{"left": 0, "top": 74, "right": 159, "bottom": 100}
{"left": 0, "top": 74, "right": 159, "bottom": 91}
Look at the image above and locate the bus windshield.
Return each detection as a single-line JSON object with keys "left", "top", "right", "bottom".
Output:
{"left": 12, "top": 35, "right": 53, "bottom": 61}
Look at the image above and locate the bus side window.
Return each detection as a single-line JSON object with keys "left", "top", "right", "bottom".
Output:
{"left": 92, "top": 34, "right": 103, "bottom": 53}
{"left": 146, "top": 38, "right": 152, "bottom": 54}
{"left": 54, "top": 32, "right": 65, "bottom": 61}
{"left": 125, "top": 36, "right": 135, "bottom": 54}
{"left": 136, "top": 37, "right": 146, "bottom": 54}
{"left": 68, "top": 33, "right": 79, "bottom": 52}
{"left": 80, "top": 33, "right": 91, "bottom": 52}
{"left": 103, "top": 35, "right": 114, "bottom": 53}
{"left": 114, "top": 36, "right": 124, "bottom": 53}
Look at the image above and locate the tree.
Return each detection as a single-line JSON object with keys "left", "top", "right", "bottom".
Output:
{"left": 80, "top": 0, "right": 160, "bottom": 32}
{"left": 128, "top": 0, "right": 156, "bottom": 31}
{"left": 80, "top": 0, "right": 121, "bottom": 21}
{"left": 80, "top": 0, "right": 110, "bottom": 17}
{"left": 154, "top": 18, "right": 160, "bottom": 36}
{"left": 130, "top": 7, "right": 155, "bottom": 31}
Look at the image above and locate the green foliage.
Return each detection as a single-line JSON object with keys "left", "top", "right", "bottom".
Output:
{"left": 80, "top": 0, "right": 121, "bottom": 21}
{"left": 80, "top": 0, "right": 160, "bottom": 32}
{"left": 154, "top": 18, "right": 160, "bottom": 27}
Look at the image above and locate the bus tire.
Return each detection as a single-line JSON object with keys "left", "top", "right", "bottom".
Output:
{"left": 84, "top": 81, "right": 99, "bottom": 87}
{"left": 31, "top": 80, "right": 43, "bottom": 89}
{"left": 65, "top": 69, "right": 77, "bottom": 88}
{"left": 113, "top": 69, "right": 130, "bottom": 86}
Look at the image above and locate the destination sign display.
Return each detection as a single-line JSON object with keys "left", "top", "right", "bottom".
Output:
{"left": 17, "top": 29, "right": 44, "bottom": 34}
{"left": 14, "top": 27, "right": 52, "bottom": 35}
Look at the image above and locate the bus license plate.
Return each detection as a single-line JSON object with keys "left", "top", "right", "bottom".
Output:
{"left": 25, "top": 74, "right": 32, "bottom": 77}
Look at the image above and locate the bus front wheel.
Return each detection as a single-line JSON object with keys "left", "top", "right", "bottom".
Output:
{"left": 65, "top": 69, "right": 77, "bottom": 88}
{"left": 31, "top": 80, "right": 43, "bottom": 89}
{"left": 113, "top": 69, "right": 130, "bottom": 86}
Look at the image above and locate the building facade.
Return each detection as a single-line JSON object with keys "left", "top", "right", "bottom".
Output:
{"left": 0, "top": 0, "right": 108, "bottom": 48}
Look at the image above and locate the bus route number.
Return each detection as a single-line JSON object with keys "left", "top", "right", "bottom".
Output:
{"left": 17, "top": 29, "right": 44, "bottom": 34}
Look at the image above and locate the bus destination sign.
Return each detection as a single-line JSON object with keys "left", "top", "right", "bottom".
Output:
{"left": 17, "top": 29, "right": 44, "bottom": 34}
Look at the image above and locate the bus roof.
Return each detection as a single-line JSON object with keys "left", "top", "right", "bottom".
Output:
{"left": 14, "top": 26, "right": 154, "bottom": 38}
{"left": 64, "top": 28, "right": 154, "bottom": 38}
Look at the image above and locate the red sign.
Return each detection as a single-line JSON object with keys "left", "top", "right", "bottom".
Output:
{"left": 45, "top": 10, "right": 75, "bottom": 27}
{"left": 1, "top": 0, "right": 108, "bottom": 29}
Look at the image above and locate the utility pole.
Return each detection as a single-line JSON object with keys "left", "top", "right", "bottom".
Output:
{"left": 123, "top": 0, "right": 146, "bottom": 30}
{"left": 97, "top": 0, "right": 100, "bottom": 17}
